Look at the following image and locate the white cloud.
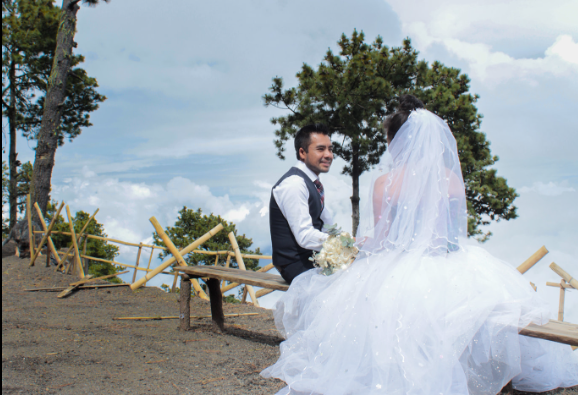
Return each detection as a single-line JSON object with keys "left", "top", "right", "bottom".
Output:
{"left": 385, "top": 0, "right": 578, "bottom": 85}
{"left": 519, "top": 181, "right": 576, "bottom": 196}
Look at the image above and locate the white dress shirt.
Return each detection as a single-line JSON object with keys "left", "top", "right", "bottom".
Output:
{"left": 272, "top": 161, "right": 333, "bottom": 251}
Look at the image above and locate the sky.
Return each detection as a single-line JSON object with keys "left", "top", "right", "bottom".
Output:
{"left": 5, "top": 0, "right": 577, "bottom": 320}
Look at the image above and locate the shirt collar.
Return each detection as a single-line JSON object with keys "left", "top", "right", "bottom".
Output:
{"left": 295, "top": 161, "right": 319, "bottom": 182}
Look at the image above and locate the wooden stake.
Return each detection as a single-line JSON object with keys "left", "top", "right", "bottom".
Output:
{"left": 180, "top": 274, "right": 191, "bottom": 331}
{"left": 54, "top": 208, "right": 99, "bottom": 272}
{"left": 131, "top": 220, "right": 223, "bottom": 291}
{"left": 559, "top": 280, "right": 566, "bottom": 321}
{"left": 33, "top": 203, "right": 62, "bottom": 267}
{"left": 517, "top": 246, "right": 548, "bottom": 274}
{"left": 228, "top": 232, "right": 259, "bottom": 307}
{"left": 143, "top": 217, "right": 208, "bottom": 300}
{"left": 241, "top": 286, "right": 248, "bottom": 303}
{"left": 132, "top": 244, "right": 143, "bottom": 284}
{"left": 57, "top": 271, "right": 129, "bottom": 299}
{"left": 26, "top": 195, "right": 36, "bottom": 260}
{"left": 550, "top": 262, "right": 578, "bottom": 289}
{"left": 66, "top": 206, "right": 84, "bottom": 278}
{"left": 206, "top": 278, "right": 225, "bottom": 332}
{"left": 29, "top": 202, "right": 65, "bottom": 267}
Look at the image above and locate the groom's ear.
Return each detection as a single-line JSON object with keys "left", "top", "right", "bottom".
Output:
{"left": 298, "top": 147, "right": 307, "bottom": 161}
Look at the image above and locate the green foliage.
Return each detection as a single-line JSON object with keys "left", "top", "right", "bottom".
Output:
{"left": 1, "top": 0, "right": 106, "bottom": 146}
{"left": 223, "top": 294, "right": 241, "bottom": 304}
{"left": 14, "top": 161, "right": 32, "bottom": 213}
{"left": 1, "top": 161, "right": 8, "bottom": 238}
{"left": 46, "top": 202, "right": 121, "bottom": 280}
{"left": 153, "top": 207, "right": 262, "bottom": 271}
{"left": 264, "top": 31, "right": 517, "bottom": 239}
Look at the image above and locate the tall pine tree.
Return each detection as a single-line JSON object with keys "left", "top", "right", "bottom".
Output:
{"left": 2, "top": 0, "right": 105, "bottom": 229}
{"left": 264, "top": 31, "right": 517, "bottom": 238}
{"left": 31, "top": 0, "right": 109, "bottom": 221}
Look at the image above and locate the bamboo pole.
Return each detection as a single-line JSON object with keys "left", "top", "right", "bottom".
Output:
{"left": 132, "top": 217, "right": 218, "bottom": 298}
{"left": 228, "top": 232, "right": 259, "bottom": 307}
{"left": 24, "top": 283, "right": 129, "bottom": 292}
{"left": 66, "top": 206, "right": 85, "bottom": 278}
{"left": 221, "top": 263, "right": 276, "bottom": 293}
{"left": 112, "top": 313, "right": 259, "bottom": 321}
{"left": 559, "top": 280, "right": 566, "bottom": 321}
{"left": 82, "top": 236, "right": 89, "bottom": 274}
{"left": 80, "top": 255, "right": 173, "bottom": 275}
{"left": 549, "top": 262, "right": 578, "bottom": 289}
{"left": 256, "top": 288, "right": 276, "bottom": 298}
{"left": 144, "top": 248, "right": 155, "bottom": 286}
{"left": 33, "top": 203, "right": 62, "bottom": 267}
{"left": 214, "top": 255, "right": 219, "bottom": 266}
{"left": 517, "top": 246, "right": 549, "bottom": 274}
{"left": 149, "top": 216, "right": 207, "bottom": 298}
{"left": 546, "top": 282, "right": 574, "bottom": 289}
{"left": 29, "top": 202, "right": 65, "bottom": 267}
{"left": 132, "top": 244, "right": 143, "bottom": 284}
{"left": 26, "top": 195, "right": 36, "bottom": 260}
{"left": 54, "top": 208, "right": 99, "bottom": 272}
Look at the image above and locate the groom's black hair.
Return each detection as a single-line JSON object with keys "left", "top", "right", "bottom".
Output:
{"left": 294, "top": 123, "right": 331, "bottom": 161}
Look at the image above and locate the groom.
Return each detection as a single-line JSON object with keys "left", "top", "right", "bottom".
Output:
{"left": 270, "top": 124, "right": 334, "bottom": 284}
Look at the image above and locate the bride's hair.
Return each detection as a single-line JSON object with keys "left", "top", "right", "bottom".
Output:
{"left": 384, "top": 94, "right": 425, "bottom": 142}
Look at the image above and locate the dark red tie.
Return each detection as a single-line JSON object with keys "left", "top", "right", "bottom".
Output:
{"left": 313, "top": 179, "right": 325, "bottom": 208}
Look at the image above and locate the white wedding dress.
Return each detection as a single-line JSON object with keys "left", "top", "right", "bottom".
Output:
{"left": 261, "top": 110, "right": 578, "bottom": 394}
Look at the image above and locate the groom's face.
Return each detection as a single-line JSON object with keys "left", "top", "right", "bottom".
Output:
{"left": 299, "top": 133, "right": 333, "bottom": 175}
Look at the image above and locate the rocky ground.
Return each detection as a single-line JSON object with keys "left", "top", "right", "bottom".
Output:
{"left": 2, "top": 248, "right": 576, "bottom": 395}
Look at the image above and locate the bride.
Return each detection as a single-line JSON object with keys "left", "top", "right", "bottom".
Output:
{"left": 261, "top": 95, "right": 578, "bottom": 395}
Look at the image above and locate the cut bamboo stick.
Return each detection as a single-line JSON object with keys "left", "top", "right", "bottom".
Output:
{"left": 130, "top": 222, "right": 224, "bottom": 290}
{"left": 24, "top": 283, "right": 130, "bottom": 292}
{"left": 27, "top": 195, "right": 35, "bottom": 260}
{"left": 29, "top": 202, "right": 65, "bottom": 267}
{"left": 33, "top": 203, "right": 62, "bottom": 267}
{"left": 517, "top": 246, "right": 549, "bottom": 274}
{"left": 546, "top": 282, "right": 574, "bottom": 289}
{"left": 550, "top": 262, "right": 578, "bottom": 289}
{"left": 559, "top": 280, "right": 566, "bottom": 321}
{"left": 256, "top": 288, "right": 276, "bottom": 298}
{"left": 134, "top": 217, "right": 214, "bottom": 300}
{"left": 79, "top": 255, "right": 173, "bottom": 275}
{"left": 69, "top": 270, "right": 129, "bottom": 287}
{"left": 144, "top": 248, "right": 155, "bottom": 286}
{"left": 82, "top": 236, "right": 89, "bottom": 273}
{"left": 132, "top": 244, "right": 143, "bottom": 284}
{"left": 228, "top": 232, "right": 259, "bottom": 307}
{"left": 54, "top": 208, "right": 99, "bottom": 272}
{"left": 112, "top": 313, "right": 259, "bottom": 321}
{"left": 66, "top": 206, "right": 84, "bottom": 278}
{"left": 58, "top": 275, "right": 93, "bottom": 298}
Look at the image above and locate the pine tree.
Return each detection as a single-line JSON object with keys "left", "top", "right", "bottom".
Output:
{"left": 2, "top": 0, "right": 106, "bottom": 229}
{"left": 264, "top": 31, "right": 517, "bottom": 238}
{"left": 30, "top": 0, "right": 109, "bottom": 221}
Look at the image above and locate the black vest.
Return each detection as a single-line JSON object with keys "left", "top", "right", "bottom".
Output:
{"left": 270, "top": 167, "right": 324, "bottom": 284}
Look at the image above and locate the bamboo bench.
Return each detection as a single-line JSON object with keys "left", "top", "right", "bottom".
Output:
{"left": 173, "top": 266, "right": 578, "bottom": 347}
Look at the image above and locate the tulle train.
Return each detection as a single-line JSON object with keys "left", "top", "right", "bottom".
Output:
{"left": 261, "top": 246, "right": 578, "bottom": 394}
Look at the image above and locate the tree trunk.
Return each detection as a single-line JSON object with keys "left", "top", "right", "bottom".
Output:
{"left": 350, "top": 149, "right": 360, "bottom": 236}
{"left": 8, "top": 58, "right": 18, "bottom": 230}
{"left": 30, "top": 0, "right": 79, "bottom": 220}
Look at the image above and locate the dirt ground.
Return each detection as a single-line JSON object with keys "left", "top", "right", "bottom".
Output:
{"left": 2, "top": 251, "right": 576, "bottom": 395}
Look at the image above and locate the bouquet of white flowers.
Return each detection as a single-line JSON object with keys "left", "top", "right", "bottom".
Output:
{"left": 310, "top": 224, "right": 359, "bottom": 276}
